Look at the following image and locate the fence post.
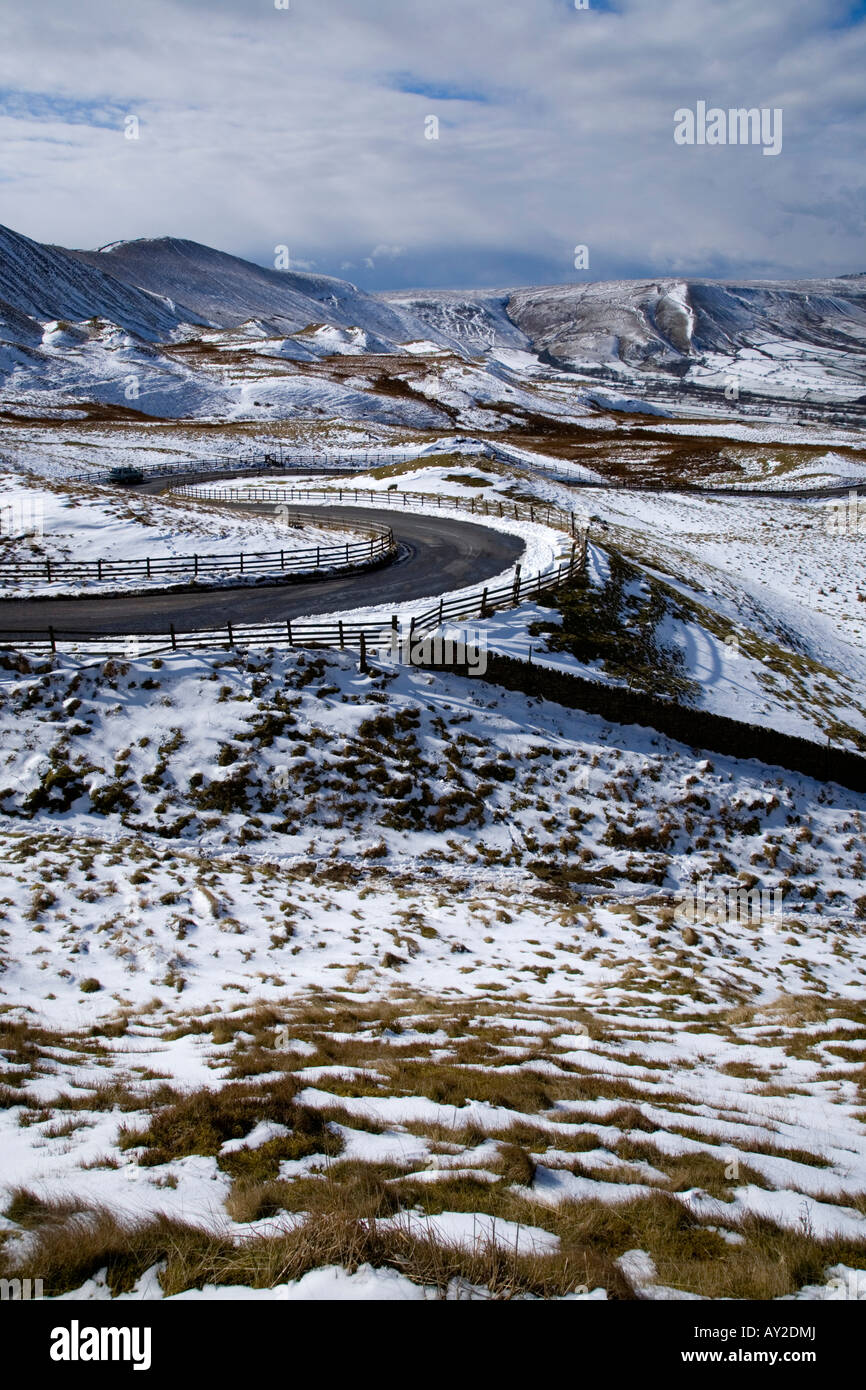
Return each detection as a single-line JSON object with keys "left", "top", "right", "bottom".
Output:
{"left": 316, "top": 547, "right": 320, "bottom": 569}
{"left": 481, "top": 586, "right": 489, "bottom": 616}
{"left": 46, "top": 557, "right": 51, "bottom": 582}
{"left": 281, "top": 549, "right": 285, "bottom": 570}
{"left": 227, "top": 621, "right": 234, "bottom": 647}
{"left": 97, "top": 558, "right": 102, "bottom": 581}
{"left": 287, "top": 620, "right": 293, "bottom": 646}
{"left": 512, "top": 564, "right": 522, "bottom": 605}
{"left": 359, "top": 630, "right": 368, "bottom": 674}
{"left": 194, "top": 554, "right": 198, "bottom": 578}
{"left": 240, "top": 551, "right": 244, "bottom": 574}
{"left": 438, "top": 596, "right": 444, "bottom": 625}
{"left": 338, "top": 620, "right": 345, "bottom": 650}
{"left": 345, "top": 542, "right": 349, "bottom": 565}
{"left": 49, "top": 625, "right": 56, "bottom": 654}
{"left": 146, "top": 556, "right": 151, "bottom": 579}
{"left": 170, "top": 623, "right": 177, "bottom": 651}
{"left": 570, "top": 543, "right": 577, "bottom": 577}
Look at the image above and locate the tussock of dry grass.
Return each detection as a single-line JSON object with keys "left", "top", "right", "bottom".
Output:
{"left": 118, "top": 1076, "right": 343, "bottom": 1173}
{"left": 4, "top": 1189, "right": 89, "bottom": 1229}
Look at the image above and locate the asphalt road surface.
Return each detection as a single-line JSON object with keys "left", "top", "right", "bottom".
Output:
{"left": 0, "top": 506, "right": 524, "bottom": 638}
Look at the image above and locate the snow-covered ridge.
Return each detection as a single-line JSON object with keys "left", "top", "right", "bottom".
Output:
{"left": 68, "top": 235, "right": 428, "bottom": 344}
{"left": 505, "top": 277, "right": 866, "bottom": 409}
{"left": 0, "top": 223, "right": 205, "bottom": 342}
{"left": 2, "top": 220, "right": 865, "bottom": 421}
{"left": 391, "top": 276, "right": 866, "bottom": 407}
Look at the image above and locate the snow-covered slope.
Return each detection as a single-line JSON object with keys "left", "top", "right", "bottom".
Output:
{"left": 0, "top": 226, "right": 456, "bottom": 419}
{"left": 380, "top": 289, "right": 530, "bottom": 355}
{"left": 0, "top": 296, "right": 44, "bottom": 348}
{"left": 70, "top": 237, "right": 424, "bottom": 345}
{"left": 385, "top": 276, "right": 866, "bottom": 407}
{"left": 506, "top": 280, "right": 698, "bottom": 368}
{"left": 0, "top": 224, "right": 202, "bottom": 341}
{"left": 504, "top": 277, "right": 866, "bottom": 402}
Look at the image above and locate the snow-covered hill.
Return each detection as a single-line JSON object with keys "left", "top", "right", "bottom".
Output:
{"left": 389, "top": 277, "right": 866, "bottom": 409}
{"left": 0, "top": 224, "right": 202, "bottom": 342}
{"left": 69, "top": 236, "right": 425, "bottom": 345}
{"left": 504, "top": 277, "right": 866, "bottom": 404}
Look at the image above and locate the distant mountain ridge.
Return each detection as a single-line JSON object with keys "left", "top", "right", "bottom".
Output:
{"left": 3, "top": 220, "right": 865, "bottom": 378}
{"left": 387, "top": 277, "right": 866, "bottom": 378}
{"left": 1, "top": 220, "right": 865, "bottom": 419}
{"left": 515, "top": 277, "right": 866, "bottom": 369}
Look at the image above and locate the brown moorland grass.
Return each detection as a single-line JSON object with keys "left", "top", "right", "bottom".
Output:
{"left": 5, "top": 1185, "right": 864, "bottom": 1301}
{"left": 4, "top": 1189, "right": 89, "bottom": 1229}
{"left": 614, "top": 1141, "right": 771, "bottom": 1198}
{"left": 4, "top": 981, "right": 863, "bottom": 1300}
{"left": 226, "top": 1160, "right": 410, "bottom": 1224}
{"left": 0, "top": 1198, "right": 630, "bottom": 1300}
{"left": 316, "top": 1055, "right": 695, "bottom": 1114}
{"left": 118, "top": 1077, "right": 343, "bottom": 1170}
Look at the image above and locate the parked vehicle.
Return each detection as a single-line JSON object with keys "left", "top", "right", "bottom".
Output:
{"left": 108, "top": 466, "right": 145, "bottom": 485}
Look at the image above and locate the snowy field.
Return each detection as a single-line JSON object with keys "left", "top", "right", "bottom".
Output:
{"left": 0, "top": 475, "right": 364, "bottom": 596}
{"left": 0, "top": 645, "right": 864, "bottom": 1300}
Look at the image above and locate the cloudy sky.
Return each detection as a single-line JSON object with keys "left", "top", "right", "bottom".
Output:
{"left": 0, "top": 0, "right": 864, "bottom": 289}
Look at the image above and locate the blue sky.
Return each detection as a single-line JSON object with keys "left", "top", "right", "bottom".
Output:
{"left": 0, "top": 0, "right": 863, "bottom": 289}
{"left": 833, "top": 0, "right": 866, "bottom": 24}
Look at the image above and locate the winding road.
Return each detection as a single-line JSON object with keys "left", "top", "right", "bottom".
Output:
{"left": 0, "top": 505, "right": 524, "bottom": 638}
{"left": 3, "top": 460, "right": 848, "bottom": 643}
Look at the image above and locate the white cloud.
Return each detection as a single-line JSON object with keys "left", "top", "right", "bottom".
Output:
{"left": 0, "top": 0, "right": 863, "bottom": 285}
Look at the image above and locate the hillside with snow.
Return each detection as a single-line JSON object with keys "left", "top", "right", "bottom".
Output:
{"left": 0, "top": 224, "right": 203, "bottom": 342}
{"left": 0, "top": 643, "right": 864, "bottom": 1302}
{"left": 391, "top": 277, "right": 866, "bottom": 412}
{"left": 69, "top": 237, "right": 426, "bottom": 344}
{"left": 2, "top": 222, "right": 866, "bottom": 426}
